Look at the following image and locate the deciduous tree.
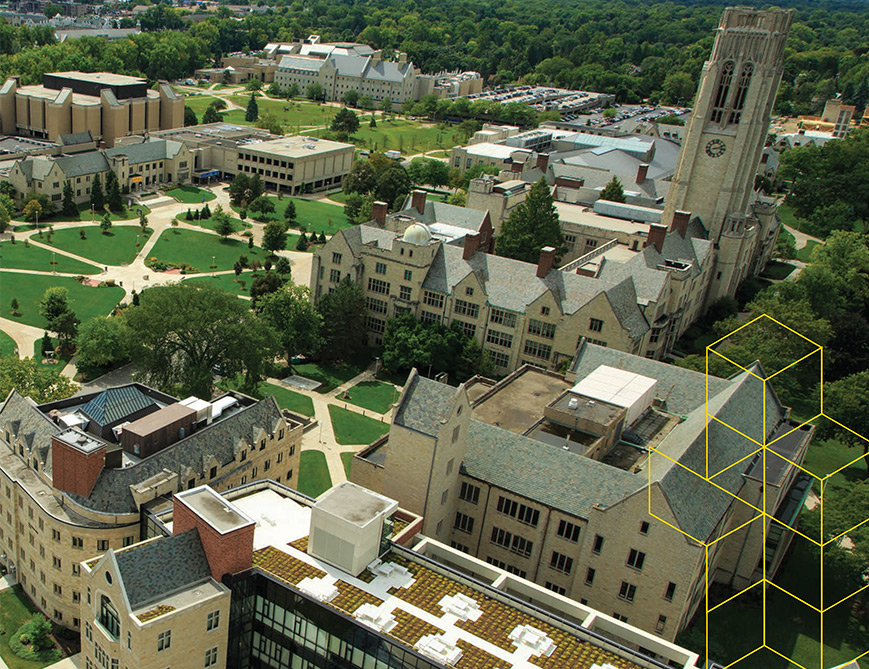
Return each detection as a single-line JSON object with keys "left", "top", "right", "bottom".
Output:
{"left": 316, "top": 276, "right": 366, "bottom": 362}
{"left": 258, "top": 285, "right": 323, "bottom": 364}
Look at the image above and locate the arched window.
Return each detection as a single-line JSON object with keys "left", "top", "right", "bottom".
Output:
{"left": 729, "top": 62, "right": 754, "bottom": 124}
{"left": 710, "top": 61, "right": 734, "bottom": 123}
{"left": 99, "top": 595, "right": 120, "bottom": 638}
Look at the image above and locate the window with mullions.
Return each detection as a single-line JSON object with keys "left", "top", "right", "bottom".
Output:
{"left": 729, "top": 62, "right": 754, "bottom": 124}
{"left": 710, "top": 61, "right": 734, "bottom": 123}
{"left": 99, "top": 595, "right": 119, "bottom": 639}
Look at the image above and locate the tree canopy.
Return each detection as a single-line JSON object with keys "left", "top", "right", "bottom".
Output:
{"left": 0, "top": 356, "right": 77, "bottom": 403}
{"left": 258, "top": 284, "right": 323, "bottom": 364}
{"left": 316, "top": 276, "right": 366, "bottom": 363}
{"left": 496, "top": 177, "right": 566, "bottom": 263}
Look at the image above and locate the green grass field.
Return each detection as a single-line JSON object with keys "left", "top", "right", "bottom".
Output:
{"left": 175, "top": 212, "right": 252, "bottom": 234}
{"left": 147, "top": 229, "right": 268, "bottom": 273}
{"left": 289, "top": 359, "right": 368, "bottom": 393}
{"left": 0, "top": 586, "right": 60, "bottom": 669}
{"left": 0, "top": 330, "right": 16, "bottom": 356}
{"left": 340, "top": 451, "right": 354, "bottom": 479}
{"left": 14, "top": 203, "right": 149, "bottom": 225}
{"left": 328, "top": 405, "right": 390, "bottom": 445}
{"left": 183, "top": 93, "right": 224, "bottom": 115}
{"left": 32, "top": 336, "right": 72, "bottom": 366}
{"left": 0, "top": 240, "right": 99, "bottom": 274}
{"left": 41, "top": 225, "right": 151, "bottom": 266}
{"left": 797, "top": 240, "right": 823, "bottom": 263}
{"left": 166, "top": 186, "right": 216, "bottom": 203}
{"left": 183, "top": 270, "right": 265, "bottom": 296}
{"left": 227, "top": 96, "right": 339, "bottom": 128}
{"left": 1, "top": 275, "right": 124, "bottom": 329}
{"left": 305, "top": 117, "right": 465, "bottom": 154}
{"left": 234, "top": 197, "right": 349, "bottom": 235}
{"left": 298, "top": 450, "right": 332, "bottom": 498}
{"left": 261, "top": 382, "right": 315, "bottom": 417}
{"left": 339, "top": 380, "right": 399, "bottom": 414}
{"left": 760, "top": 261, "right": 796, "bottom": 281}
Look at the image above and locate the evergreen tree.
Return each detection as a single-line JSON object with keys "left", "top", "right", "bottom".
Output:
{"left": 61, "top": 181, "right": 77, "bottom": 217}
{"left": 100, "top": 211, "right": 112, "bottom": 233}
{"left": 202, "top": 104, "right": 221, "bottom": 124}
{"left": 600, "top": 176, "right": 627, "bottom": 203}
{"left": 284, "top": 200, "right": 296, "bottom": 221}
{"left": 496, "top": 178, "right": 566, "bottom": 263}
{"left": 245, "top": 93, "right": 259, "bottom": 122}
{"left": 331, "top": 107, "right": 360, "bottom": 135}
{"left": 105, "top": 171, "right": 124, "bottom": 212}
{"left": 90, "top": 173, "right": 104, "bottom": 211}
{"left": 296, "top": 232, "right": 308, "bottom": 251}
{"left": 184, "top": 105, "right": 198, "bottom": 126}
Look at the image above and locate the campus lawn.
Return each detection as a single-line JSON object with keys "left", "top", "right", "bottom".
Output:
{"left": 298, "top": 451, "right": 332, "bottom": 498}
{"left": 760, "top": 260, "right": 796, "bottom": 280}
{"left": 327, "top": 190, "right": 350, "bottom": 204}
{"left": 339, "top": 380, "right": 399, "bottom": 414}
{"left": 233, "top": 197, "right": 349, "bottom": 235}
{"left": 183, "top": 271, "right": 266, "bottom": 296}
{"left": 175, "top": 212, "right": 251, "bottom": 234}
{"left": 183, "top": 93, "right": 224, "bottom": 115}
{"left": 0, "top": 330, "right": 16, "bottom": 356}
{"left": 262, "top": 382, "right": 315, "bottom": 417}
{"left": 41, "top": 226, "right": 151, "bottom": 266}
{"left": 797, "top": 240, "right": 823, "bottom": 263}
{"left": 2, "top": 275, "right": 124, "bottom": 329}
{"left": 340, "top": 451, "right": 354, "bottom": 479}
{"left": 146, "top": 228, "right": 268, "bottom": 273}
{"left": 32, "top": 337, "right": 72, "bottom": 366}
{"left": 305, "top": 117, "right": 466, "bottom": 154}
{"left": 0, "top": 240, "right": 100, "bottom": 274}
{"left": 289, "top": 358, "right": 368, "bottom": 393}
{"left": 166, "top": 186, "right": 216, "bottom": 203}
{"left": 0, "top": 586, "right": 61, "bottom": 669}
{"left": 13, "top": 203, "right": 149, "bottom": 225}
{"left": 328, "top": 405, "right": 390, "bottom": 445}
{"left": 227, "top": 96, "right": 339, "bottom": 128}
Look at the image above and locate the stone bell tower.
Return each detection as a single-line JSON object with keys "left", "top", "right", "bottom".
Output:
{"left": 663, "top": 7, "right": 793, "bottom": 302}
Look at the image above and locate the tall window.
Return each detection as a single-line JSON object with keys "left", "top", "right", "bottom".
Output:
{"left": 157, "top": 630, "right": 171, "bottom": 651}
{"left": 730, "top": 62, "right": 754, "bottom": 123}
{"left": 99, "top": 596, "right": 120, "bottom": 639}
{"left": 710, "top": 61, "right": 734, "bottom": 123}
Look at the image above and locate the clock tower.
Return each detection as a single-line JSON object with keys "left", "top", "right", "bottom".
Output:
{"left": 662, "top": 6, "right": 793, "bottom": 302}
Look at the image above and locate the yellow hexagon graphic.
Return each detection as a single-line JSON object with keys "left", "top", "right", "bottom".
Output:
{"left": 646, "top": 314, "right": 869, "bottom": 668}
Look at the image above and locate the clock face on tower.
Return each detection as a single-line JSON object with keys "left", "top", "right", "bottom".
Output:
{"left": 705, "top": 139, "right": 726, "bottom": 158}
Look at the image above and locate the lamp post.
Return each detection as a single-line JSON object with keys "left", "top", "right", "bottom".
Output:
{"left": 212, "top": 255, "right": 216, "bottom": 277}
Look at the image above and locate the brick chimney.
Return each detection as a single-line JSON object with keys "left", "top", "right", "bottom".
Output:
{"left": 671, "top": 210, "right": 691, "bottom": 238}
{"left": 173, "top": 486, "right": 255, "bottom": 581}
{"left": 536, "top": 153, "right": 549, "bottom": 172}
{"left": 411, "top": 190, "right": 427, "bottom": 215}
{"left": 51, "top": 429, "right": 106, "bottom": 498}
{"left": 463, "top": 232, "right": 480, "bottom": 260}
{"left": 510, "top": 161, "right": 523, "bottom": 174}
{"left": 636, "top": 163, "right": 649, "bottom": 184}
{"left": 372, "top": 201, "right": 388, "bottom": 226}
{"left": 645, "top": 224, "right": 667, "bottom": 253}
{"left": 536, "top": 246, "right": 556, "bottom": 278}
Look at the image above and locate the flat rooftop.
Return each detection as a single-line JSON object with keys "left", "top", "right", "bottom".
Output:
{"left": 555, "top": 201, "right": 652, "bottom": 235}
{"left": 549, "top": 390, "right": 623, "bottom": 426}
{"left": 244, "top": 135, "right": 354, "bottom": 158}
{"left": 123, "top": 402, "right": 195, "bottom": 435}
{"left": 315, "top": 481, "right": 396, "bottom": 526}
{"left": 214, "top": 485, "right": 659, "bottom": 669}
{"left": 176, "top": 486, "right": 255, "bottom": 534}
{"left": 46, "top": 71, "right": 146, "bottom": 86}
{"left": 469, "top": 366, "right": 571, "bottom": 435}
{"left": 55, "top": 427, "right": 103, "bottom": 454}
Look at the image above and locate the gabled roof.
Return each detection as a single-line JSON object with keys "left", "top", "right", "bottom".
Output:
{"left": 278, "top": 55, "right": 327, "bottom": 72}
{"left": 54, "top": 151, "right": 110, "bottom": 179}
{"left": 80, "top": 386, "right": 158, "bottom": 426}
{"left": 115, "top": 530, "right": 211, "bottom": 609}
{"left": 396, "top": 200, "right": 487, "bottom": 232}
{"left": 59, "top": 130, "right": 93, "bottom": 146}
{"left": 73, "top": 397, "right": 283, "bottom": 513}
{"left": 105, "top": 139, "right": 184, "bottom": 166}
{"left": 0, "top": 389, "right": 59, "bottom": 465}
{"left": 393, "top": 373, "right": 456, "bottom": 437}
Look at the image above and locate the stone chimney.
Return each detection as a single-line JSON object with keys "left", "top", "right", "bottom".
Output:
{"left": 536, "top": 153, "right": 549, "bottom": 172}
{"left": 645, "top": 224, "right": 667, "bottom": 253}
{"left": 637, "top": 163, "right": 649, "bottom": 184}
{"left": 463, "top": 232, "right": 480, "bottom": 260}
{"left": 411, "top": 189, "right": 427, "bottom": 215}
{"left": 173, "top": 486, "right": 255, "bottom": 581}
{"left": 536, "top": 246, "right": 556, "bottom": 278}
{"left": 51, "top": 429, "right": 106, "bottom": 498}
{"left": 372, "top": 201, "right": 388, "bottom": 226}
{"left": 671, "top": 210, "right": 691, "bottom": 238}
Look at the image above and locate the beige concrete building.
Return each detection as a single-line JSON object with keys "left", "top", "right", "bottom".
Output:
{"left": 0, "top": 72, "right": 184, "bottom": 147}
{"left": 7, "top": 136, "right": 193, "bottom": 206}
{"left": 351, "top": 345, "right": 813, "bottom": 641}
{"left": 0, "top": 383, "right": 303, "bottom": 631}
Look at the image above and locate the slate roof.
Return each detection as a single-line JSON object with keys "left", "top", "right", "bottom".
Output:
{"left": 340, "top": 223, "right": 396, "bottom": 252}
{"left": 396, "top": 200, "right": 487, "bottom": 232}
{"left": 364, "top": 59, "right": 413, "bottom": 83}
{"left": 54, "top": 151, "right": 110, "bottom": 178}
{"left": 0, "top": 390, "right": 59, "bottom": 465}
{"left": 393, "top": 373, "right": 456, "bottom": 437}
{"left": 16, "top": 156, "right": 56, "bottom": 181}
{"left": 278, "top": 55, "right": 327, "bottom": 72}
{"left": 80, "top": 386, "right": 158, "bottom": 427}
{"left": 330, "top": 54, "right": 368, "bottom": 78}
{"left": 598, "top": 251, "right": 668, "bottom": 306}
{"left": 72, "top": 396, "right": 283, "bottom": 513}
{"left": 463, "top": 420, "right": 641, "bottom": 519}
{"left": 105, "top": 139, "right": 183, "bottom": 165}
{"left": 549, "top": 161, "right": 671, "bottom": 202}
{"left": 115, "top": 529, "right": 211, "bottom": 609}
{"left": 59, "top": 130, "right": 93, "bottom": 146}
